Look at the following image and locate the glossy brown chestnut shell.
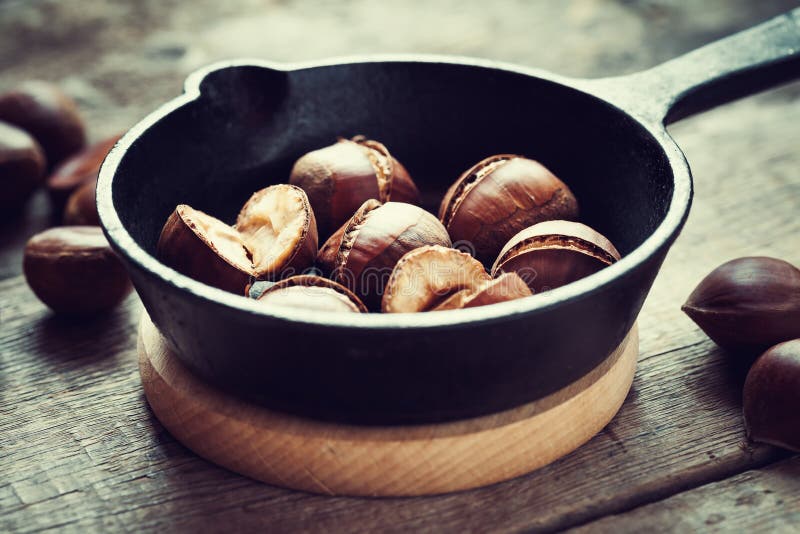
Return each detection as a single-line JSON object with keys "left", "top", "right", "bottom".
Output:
{"left": 23, "top": 226, "right": 132, "bottom": 314}
{"left": 290, "top": 136, "right": 420, "bottom": 239}
{"left": 682, "top": 257, "right": 800, "bottom": 353}
{"left": 324, "top": 200, "right": 451, "bottom": 310}
{"left": 0, "top": 81, "right": 86, "bottom": 169}
{"left": 257, "top": 274, "right": 367, "bottom": 313}
{"left": 0, "top": 121, "right": 46, "bottom": 214}
{"left": 47, "top": 134, "right": 121, "bottom": 211}
{"left": 743, "top": 339, "right": 800, "bottom": 452}
{"left": 63, "top": 177, "right": 100, "bottom": 226}
{"left": 381, "top": 245, "right": 491, "bottom": 313}
{"left": 491, "top": 220, "right": 620, "bottom": 293}
{"left": 157, "top": 184, "right": 318, "bottom": 294}
{"left": 439, "top": 155, "right": 579, "bottom": 265}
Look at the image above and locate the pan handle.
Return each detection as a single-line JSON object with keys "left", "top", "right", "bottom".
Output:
{"left": 587, "top": 8, "right": 800, "bottom": 125}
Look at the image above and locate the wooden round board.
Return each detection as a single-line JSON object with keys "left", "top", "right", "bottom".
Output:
{"left": 138, "top": 312, "right": 638, "bottom": 497}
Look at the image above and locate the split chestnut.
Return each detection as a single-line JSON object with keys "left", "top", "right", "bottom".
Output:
{"left": 318, "top": 200, "right": 451, "bottom": 310}
{"left": 157, "top": 184, "right": 318, "bottom": 294}
{"left": 290, "top": 136, "right": 419, "bottom": 239}
{"left": 256, "top": 275, "right": 367, "bottom": 313}
{"left": 492, "top": 220, "right": 620, "bottom": 294}
{"left": 439, "top": 155, "right": 578, "bottom": 266}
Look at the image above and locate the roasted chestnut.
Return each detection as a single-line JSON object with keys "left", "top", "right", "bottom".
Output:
{"left": 290, "top": 136, "right": 420, "bottom": 239}
{"left": 439, "top": 155, "right": 579, "bottom": 265}
{"left": 256, "top": 275, "right": 367, "bottom": 313}
{"left": 47, "top": 134, "right": 120, "bottom": 211}
{"left": 381, "top": 245, "right": 491, "bottom": 313}
{"left": 63, "top": 177, "right": 99, "bottom": 226}
{"left": 491, "top": 220, "right": 620, "bottom": 293}
{"left": 0, "top": 81, "right": 86, "bottom": 169}
{"left": 322, "top": 200, "right": 451, "bottom": 309}
{"left": 157, "top": 184, "right": 318, "bottom": 294}
{"left": 743, "top": 339, "right": 800, "bottom": 452}
{"left": 23, "top": 226, "right": 132, "bottom": 314}
{"left": 433, "top": 273, "right": 532, "bottom": 311}
{"left": 682, "top": 257, "right": 800, "bottom": 353}
{"left": 0, "top": 121, "right": 46, "bottom": 215}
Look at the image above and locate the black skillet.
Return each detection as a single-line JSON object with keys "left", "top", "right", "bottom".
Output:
{"left": 97, "top": 10, "right": 800, "bottom": 424}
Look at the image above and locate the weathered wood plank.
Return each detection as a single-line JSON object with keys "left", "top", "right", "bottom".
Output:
{"left": 567, "top": 456, "right": 800, "bottom": 533}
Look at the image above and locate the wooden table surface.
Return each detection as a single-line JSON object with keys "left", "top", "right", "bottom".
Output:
{"left": 1, "top": 1, "right": 799, "bottom": 532}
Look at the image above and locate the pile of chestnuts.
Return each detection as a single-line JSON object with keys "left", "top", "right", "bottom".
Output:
{"left": 683, "top": 256, "right": 800, "bottom": 452}
{"left": 157, "top": 136, "right": 621, "bottom": 314}
{"left": 0, "top": 80, "right": 132, "bottom": 314}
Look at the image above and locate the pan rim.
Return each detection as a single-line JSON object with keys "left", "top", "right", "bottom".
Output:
{"left": 96, "top": 54, "right": 692, "bottom": 330}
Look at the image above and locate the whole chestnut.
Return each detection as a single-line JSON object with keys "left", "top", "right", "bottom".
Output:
{"left": 381, "top": 245, "right": 491, "bottom": 313}
{"left": 439, "top": 155, "right": 579, "bottom": 265}
{"left": 290, "top": 136, "right": 420, "bottom": 239}
{"left": 433, "top": 273, "right": 532, "bottom": 311}
{"left": 23, "top": 226, "right": 132, "bottom": 314}
{"left": 63, "top": 177, "right": 99, "bottom": 226}
{"left": 322, "top": 200, "right": 451, "bottom": 310}
{"left": 682, "top": 257, "right": 800, "bottom": 353}
{"left": 743, "top": 339, "right": 800, "bottom": 452}
{"left": 257, "top": 275, "right": 367, "bottom": 313}
{"left": 0, "top": 121, "right": 46, "bottom": 215}
{"left": 157, "top": 184, "right": 318, "bottom": 294}
{"left": 0, "top": 81, "right": 86, "bottom": 169}
{"left": 47, "top": 134, "right": 120, "bottom": 211}
{"left": 491, "top": 220, "right": 620, "bottom": 293}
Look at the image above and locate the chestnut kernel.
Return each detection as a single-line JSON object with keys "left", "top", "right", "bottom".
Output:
{"left": 0, "top": 81, "right": 86, "bottom": 169}
{"left": 439, "top": 155, "right": 579, "bottom": 265}
{"left": 743, "top": 339, "right": 800, "bottom": 452}
{"left": 63, "top": 177, "right": 99, "bottom": 226}
{"left": 257, "top": 275, "right": 367, "bottom": 313}
{"left": 491, "top": 220, "right": 620, "bottom": 293}
{"left": 157, "top": 184, "right": 318, "bottom": 294}
{"left": 47, "top": 134, "right": 120, "bottom": 211}
{"left": 23, "top": 226, "right": 132, "bottom": 314}
{"left": 682, "top": 257, "right": 800, "bottom": 353}
{"left": 434, "top": 273, "right": 533, "bottom": 311}
{"left": 0, "top": 121, "right": 46, "bottom": 215}
{"left": 327, "top": 200, "right": 451, "bottom": 310}
{"left": 290, "top": 136, "right": 420, "bottom": 239}
{"left": 382, "top": 245, "right": 491, "bottom": 313}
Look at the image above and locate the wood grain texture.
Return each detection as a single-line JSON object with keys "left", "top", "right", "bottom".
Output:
{"left": 139, "top": 313, "right": 638, "bottom": 496}
{"left": 568, "top": 456, "right": 800, "bottom": 533}
{"left": 1, "top": 0, "right": 799, "bottom": 532}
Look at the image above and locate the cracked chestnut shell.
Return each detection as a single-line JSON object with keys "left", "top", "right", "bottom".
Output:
{"left": 0, "top": 121, "right": 46, "bottom": 215}
{"left": 743, "top": 339, "right": 800, "bottom": 452}
{"left": 47, "top": 134, "right": 120, "bottom": 211}
{"left": 439, "top": 155, "right": 579, "bottom": 265}
{"left": 433, "top": 273, "right": 532, "bottom": 311}
{"left": 324, "top": 200, "right": 451, "bottom": 310}
{"left": 491, "top": 220, "right": 620, "bottom": 293}
{"left": 157, "top": 184, "right": 318, "bottom": 294}
{"left": 63, "top": 177, "right": 99, "bottom": 226}
{"left": 23, "top": 226, "right": 132, "bottom": 314}
{"left": 290, "top": 136, "right": 420, "bottom": 239}
{"left": 682, "top": 257, "right": 800, "bottom": 353}
{"left": 0, "top": 81, "right": 86, "bottom": 169}
{"left": 257, "top": 274, "right": 367, "bottom": 313}
{"left": 381, "top": 245, "right": 491, "bottom": 313}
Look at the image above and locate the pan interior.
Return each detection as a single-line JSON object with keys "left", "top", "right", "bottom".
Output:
{"left": 112, "top": 61, "right": 673, "bottom": 268}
